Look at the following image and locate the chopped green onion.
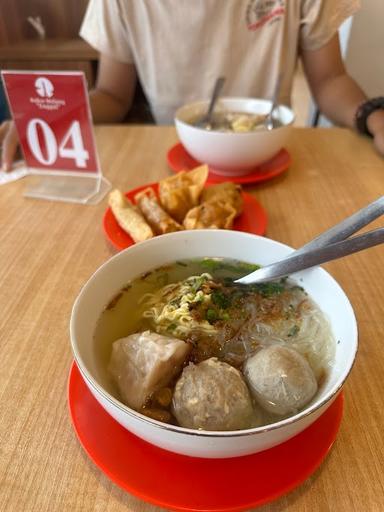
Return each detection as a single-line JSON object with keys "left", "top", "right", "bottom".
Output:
{"left": 211, "top": 290, "right": 231, "bottom": 309}
{"left": 206, "top": 309, "right": 218, "bottom": 323}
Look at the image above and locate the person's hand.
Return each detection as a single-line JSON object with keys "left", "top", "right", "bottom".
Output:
{"left": 0, "top": 120, "right": 19, "bottom": 172}
{"left": 367, "top": 109, "right": 384, "bottom": 157}
{"left": 373, "top": 129, "right": 384, "bottom": 156}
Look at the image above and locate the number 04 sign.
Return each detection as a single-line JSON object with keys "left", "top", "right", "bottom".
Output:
{"left": 27, "top": 119, "right": 89, "bottom": 168}
{"left": 1, "top": 71, "right": 110, "bottom": 204}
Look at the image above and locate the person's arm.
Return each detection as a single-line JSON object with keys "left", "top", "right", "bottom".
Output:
{"left": 90, "top": 53, "right": 137, "bottom": 123}
{"left": 301, "top": 33, "right": 384, "bottom": 154}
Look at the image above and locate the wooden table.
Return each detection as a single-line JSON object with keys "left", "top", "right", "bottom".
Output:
{"left": 1, "top": 126, "right": 383, "bottom": 512}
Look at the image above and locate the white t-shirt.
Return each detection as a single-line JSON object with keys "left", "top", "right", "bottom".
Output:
{"left": 80, "top": 0, "right": 359, "bottom": 124}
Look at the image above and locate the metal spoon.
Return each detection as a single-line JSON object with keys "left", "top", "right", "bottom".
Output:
{"left": 265, "top": 72, "right": 283, "bottom": 130}
{"left": 236, "top": 196, "right": 384, "bottom": 285}
{"left": 195, "top": 76, "right": 226, "bottom": 129}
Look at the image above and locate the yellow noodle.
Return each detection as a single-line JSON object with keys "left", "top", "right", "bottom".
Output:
{"left": 140, "top": 273, "right": 216, "bottom": 337}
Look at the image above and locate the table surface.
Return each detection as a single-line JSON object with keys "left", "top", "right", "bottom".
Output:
{"left": 1, "top": 125, "right": 383, "bottom": 512}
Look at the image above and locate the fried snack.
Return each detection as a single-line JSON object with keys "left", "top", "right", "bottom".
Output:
{"left": 201, "top": 182, "right": 243, "bottom": 217}
{"left": 134, "top": 187, "right": 183, "bottom": 235}
{"left": 183, "top": 200, "right": 237, "bottom": 230}
{"left": 108, "top": 189, "right": 154, "bottom": 243}
{"left": 158, "top": 165, "right": 209, "bottom": 222}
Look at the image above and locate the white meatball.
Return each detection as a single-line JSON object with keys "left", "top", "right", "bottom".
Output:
{"left": 173, "top": 357, "right": 253, "bottom": 431}
{"left": 244, "top": 345, "right": 318, "bottom": 416}
{"left": 109, "top": 330, "right": 190, "bottom": 410}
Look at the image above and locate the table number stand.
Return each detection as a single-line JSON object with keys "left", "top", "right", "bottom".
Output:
{"left": 1, "top": 70, "right": 110, "bottom": 204}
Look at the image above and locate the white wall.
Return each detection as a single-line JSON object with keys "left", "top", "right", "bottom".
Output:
{"left": 344, "top": 0, "right": 384, "bottom": 97}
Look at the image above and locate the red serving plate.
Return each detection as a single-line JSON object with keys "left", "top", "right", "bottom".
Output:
{"left": 167, "top": 143, "right": 291, "bottom": 185}
{"left": 68, "top": 362, "right": 343, "bottom": 512}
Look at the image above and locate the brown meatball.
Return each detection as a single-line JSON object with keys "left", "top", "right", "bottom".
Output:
{"left": 173, "top": 358, "right": 253, "bottom": 431}
{"left": 244, "top": 345, "right": 318, "bottom": 416}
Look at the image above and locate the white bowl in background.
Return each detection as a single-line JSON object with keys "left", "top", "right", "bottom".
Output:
{"left": 174, "top": 98, "right": 295, "bottom": 176}
{"left": 70, "top": 230, "right": 357, "bottom": 459}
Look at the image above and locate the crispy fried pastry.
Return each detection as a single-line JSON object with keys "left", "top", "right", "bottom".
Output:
{"left": 158, "top": 165, "right": 208, "bottom": 222}
{"left": 134, "top": 187, "right": 183, "bottom": 234}
{"left": 108, "top": 189, "right": 154, "bottom": 242}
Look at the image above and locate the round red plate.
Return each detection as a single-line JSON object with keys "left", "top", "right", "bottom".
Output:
{"left": 103, "top": 182, "right": 267, "bottom": 251}
{"left": 68, "top": 362, "right": 343, "bottom": 512}
{"left": 167, "top": 143, "right": 291, "bottom": 185}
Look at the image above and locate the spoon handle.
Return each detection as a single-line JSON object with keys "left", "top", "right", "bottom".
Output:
{"left": 266, "top": 72, "right": 283, "bottom": 129}
{"left": 236, "top": 227, "right": 384, "bottom": 284}
{"left": 206, "top": 77, "right": 226, "bottom": 120}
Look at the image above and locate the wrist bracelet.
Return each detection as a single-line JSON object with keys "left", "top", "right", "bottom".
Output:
{"left": 355, "top": 97, "right": 384, "bottom": 137}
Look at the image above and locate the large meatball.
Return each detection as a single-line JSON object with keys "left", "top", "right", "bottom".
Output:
{"left": 173, "top": 357, "right": 254, "bottom": 431}
{"left": 109, "top": 330, "right": 190, "bottom": 410}
{"left": 244, "top": 345, "right": 318, "bottom": 416}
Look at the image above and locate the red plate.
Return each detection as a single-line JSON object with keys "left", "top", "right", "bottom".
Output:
{"left": 68, "top": 362, "right": 343, "bottom": 512}
{"left": 103, "top": 182, "right": 267, "bottom": 251}
{"left": 167, "top": 143, "right": 291, "bottom": 185}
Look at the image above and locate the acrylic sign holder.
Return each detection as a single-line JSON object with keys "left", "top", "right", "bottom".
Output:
{"left": 1, "top": 70, "right": 110, "bottom": 204}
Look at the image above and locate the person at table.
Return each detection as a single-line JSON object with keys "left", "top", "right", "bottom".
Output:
{"left": 1, "top": 0, "right": 384, "bottom": 171}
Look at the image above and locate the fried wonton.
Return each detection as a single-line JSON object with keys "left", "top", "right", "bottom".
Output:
{"left": 183, "top": 200, "right": 237, "bottom": 230}
{"left": 108, "top": 189, "right": 154, "bottom": 243}
{"left": 158, "top": 165, "right": 209, "bottom": 222}
{"left": 134, "top": 187, "right": 183, "bottom": 235}
{"left": 200, "top": 182, "right": 243, "bottom": 217}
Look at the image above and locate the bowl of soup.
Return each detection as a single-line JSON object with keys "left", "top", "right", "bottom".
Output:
{"left": 174, "top": 98, "right": 295, "bottom": 176}
{"left": 70, "top": 230, "right": 357, "bottom": 458}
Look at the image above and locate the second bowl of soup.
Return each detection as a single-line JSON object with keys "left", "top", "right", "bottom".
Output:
{"left": 174, "top": 98, "right": 295, "bottom": 175}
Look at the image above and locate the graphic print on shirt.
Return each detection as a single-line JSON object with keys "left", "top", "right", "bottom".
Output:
{"left": 246, "top": 0, "right": 285, "bottom": 31}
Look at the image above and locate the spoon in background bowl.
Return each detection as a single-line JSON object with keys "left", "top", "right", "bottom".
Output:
{"left": 236, "top": 196, "right": 384, "bottom": 285}
{"left": 265, "top": 72, "right": 283, "bottom": 130}
{"left": 195, "top": 76, "right": 226, "bottom": 129}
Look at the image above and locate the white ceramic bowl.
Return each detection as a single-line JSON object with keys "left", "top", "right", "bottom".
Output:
{"left": 174, "top": 97, "right": 295, "bottom": 176}
{"left": 70, "top": 230, "right": 358, "bottom": 459}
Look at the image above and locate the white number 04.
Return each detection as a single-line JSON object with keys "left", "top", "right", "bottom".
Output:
{"left": 26, "top": 119, "right": 89, "bottom": 168}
